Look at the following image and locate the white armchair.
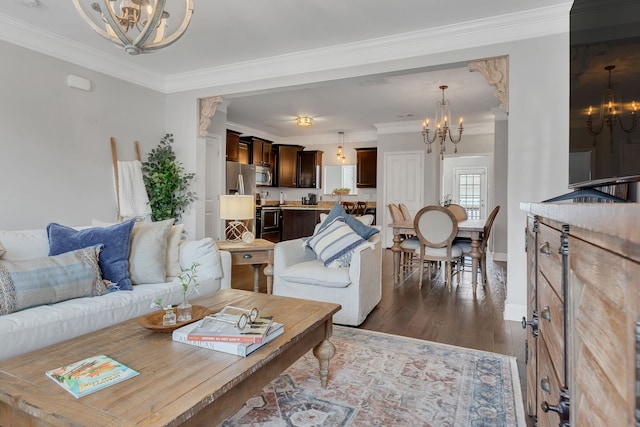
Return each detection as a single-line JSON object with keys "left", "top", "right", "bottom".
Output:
{"left": 272, "top": 228, "right": 382, "bottom": 326}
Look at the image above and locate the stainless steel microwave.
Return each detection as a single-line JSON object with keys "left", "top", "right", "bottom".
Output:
{"left": 256, "top": 165, "right": 272, "bottom": 186}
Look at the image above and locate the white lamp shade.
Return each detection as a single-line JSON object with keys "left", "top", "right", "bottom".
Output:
{"left": 219, "top": 195, "right": 255, "bottom": 220}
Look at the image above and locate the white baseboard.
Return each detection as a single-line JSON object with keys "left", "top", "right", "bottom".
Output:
{"left": 492, "top": 252, "right": 507, "bottom": 262}
{"left": 504, "top": 303, "right": 526, "bottom": 321}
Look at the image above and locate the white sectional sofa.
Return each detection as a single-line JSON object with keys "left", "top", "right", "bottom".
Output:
{"left": 0, "top": 225, "right": 231, "bottom": 361}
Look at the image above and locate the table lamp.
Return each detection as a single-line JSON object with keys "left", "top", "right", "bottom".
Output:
{"left": 219, "top": 194, "right": 255, "bottom": 242}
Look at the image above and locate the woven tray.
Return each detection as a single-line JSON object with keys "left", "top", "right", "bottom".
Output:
{"left": 138, "top": 305, "right": 212, "bottom": 332}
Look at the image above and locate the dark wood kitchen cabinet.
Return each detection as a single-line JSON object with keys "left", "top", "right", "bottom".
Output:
{"left": 226, "top": 129, "right": 242, "bottom": 162}
{"left": 297, "top": 150, "right": 323, "bottom": 189}
{"left": 242, "top": 136, "right": 272, "bottom": 167}
{"left": 273, "top": 144, "right": 303, "bottom": 188}
{"left": 281, "top": 209, "right": 329, "bottom": 241}
{"left": 356, "top": 147, "right": 377, "bottom": 188}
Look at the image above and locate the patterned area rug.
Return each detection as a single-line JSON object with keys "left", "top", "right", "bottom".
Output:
{"left": 220, "top": 326, "right": 524, "bottom": 426}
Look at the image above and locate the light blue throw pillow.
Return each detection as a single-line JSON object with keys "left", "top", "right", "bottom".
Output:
{"left": 304, "top": 217, "right": 367, "bottom": 267}
{"left": 47, "top": 220, "right": 135, "bottom": 291}
{"left": 0, "top": 245, "right": 106, "bottom": 315}
{"left": 319, "top": 203, "right": 379, "bottom": 240}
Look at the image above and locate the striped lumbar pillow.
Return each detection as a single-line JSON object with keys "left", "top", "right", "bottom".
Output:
{"left": 304, "top": 217, "right": 366, "bottom": 267}
{"left": 0, "top": 245, "right": 106, "bottom": 315}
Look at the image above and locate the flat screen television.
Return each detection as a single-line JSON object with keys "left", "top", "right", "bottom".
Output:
{"left": 569, "top": 0, "right": 640, "bottom": 194}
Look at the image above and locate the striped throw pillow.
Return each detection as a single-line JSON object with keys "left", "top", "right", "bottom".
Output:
{"left": 0, "top": 245, "right": 106, "bottom": 315}
{"left": 304, "top": 217, "right": 366, "bottom": 267}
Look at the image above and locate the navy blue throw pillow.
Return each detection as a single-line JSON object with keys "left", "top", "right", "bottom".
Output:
{"left": 319, "top": 203, "right": 379, "bottom": 240}
{"left": 47, "top": 220, "right": 135, "bottom": 291}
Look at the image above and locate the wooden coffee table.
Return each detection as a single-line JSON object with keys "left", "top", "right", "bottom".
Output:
{"left": 0, "top": 289, "right": 340, "bottom": 426}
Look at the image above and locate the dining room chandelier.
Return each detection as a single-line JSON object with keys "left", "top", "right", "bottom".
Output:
{"left": 72, "top": 0, "right": 194, "bottom": 55}
{"left": 421, "top": 85, "right": 464, "bottom": 160}
{"left": 336, "top": 132, "right": 346, "bottom": 164}
{"left": 586, "top": 65, "right": 638, "bottom": 141}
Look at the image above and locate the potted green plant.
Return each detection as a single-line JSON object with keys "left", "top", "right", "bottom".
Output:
{"left": 142, "top": 133, "right": 196, "bottom": 222}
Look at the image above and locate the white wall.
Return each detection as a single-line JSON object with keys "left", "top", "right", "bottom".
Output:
{"left": 1, "top": 29, "right": 570, "bottom": 322}
{"left": 215, "top": 34, "right": 569, "bottom": 320}
{"left": 0, "top": 41, "right": 165, "bottom": 230}
{"left": 493, "top": 118, "right": 509, "bottom": 259}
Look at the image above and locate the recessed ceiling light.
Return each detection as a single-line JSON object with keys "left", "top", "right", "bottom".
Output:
{"left": 396, "top": 113, "right": 414, "bottom": 118}
{"left": 296, "top": 116, "right": 313, "bottom": 127}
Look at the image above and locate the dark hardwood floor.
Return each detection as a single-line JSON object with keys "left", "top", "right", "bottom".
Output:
{"left": 231, "top": 247, "right": 530, "bottom": 424}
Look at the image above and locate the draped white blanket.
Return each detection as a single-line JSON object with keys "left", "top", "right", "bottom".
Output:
{"left": 116, "top": 160, "right": 152, "bottom": 220}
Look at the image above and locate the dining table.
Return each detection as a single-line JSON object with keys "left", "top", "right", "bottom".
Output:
{"left": 389, "top": 218, "right": 485, "bottom": 292}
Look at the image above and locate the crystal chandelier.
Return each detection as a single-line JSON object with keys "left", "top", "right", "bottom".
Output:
{"left": 586, "top": 65, "right": 638, "bottom": 145}
{"left": 72, "top": 0, "right": 194, "bottom": 55}
{"left": 336, "top": 132, "right": 346, "bottom": 164}
{"left": 421, "top": 85, "right": 464, "bottom": 160}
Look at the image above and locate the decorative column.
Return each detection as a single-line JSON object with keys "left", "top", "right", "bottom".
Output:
{"left": 198, "top": 96, "right": 224, "bottom": 137}
{"left": 468, "top": 56, "right": 509, "bottom": 114}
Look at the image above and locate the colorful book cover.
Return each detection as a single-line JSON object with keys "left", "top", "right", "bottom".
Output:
{"left": 174, "top": 321, "right": 284, "bottom": 356}
{"left": 45, "top": 354, "right": 139, "bottom": 398}
{"left": 187, "top": 314, "right": 273, "bottom": 343}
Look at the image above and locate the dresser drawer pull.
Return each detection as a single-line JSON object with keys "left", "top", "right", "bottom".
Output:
{"left": 540, "top": 376, "right": 551, "bottom": 393}
{"left": 541, "top": 387, "right": 570, "bottom": 424}
{"left": 243, "top": 253, "right": 253, "bottom": 259}
{"left": 540, "top": 306, "right": 551, "bottom": 322}
{"left": 539, "top": 241, "right": 551, "bottom": 255}
{"left": 521, "top": 311, "right": 539, "bottom": 337}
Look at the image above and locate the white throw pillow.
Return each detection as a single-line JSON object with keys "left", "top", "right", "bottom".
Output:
{"left": 179, "top": 238, "right": 223, "bottom": 281}
{"left": 128, "top": 219, "right": 174, "bottom": 284}
{"left": 166, "top": 224, "right": 184, "bottom": 277}
{"left": 92, "top": 218, "right": 182, "bottom": 281}
{"left": 0, "top": 229, "right": 49, "bottom": 261}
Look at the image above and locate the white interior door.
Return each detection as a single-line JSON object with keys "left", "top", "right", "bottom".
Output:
{"left": 383, "top": 151, "right": 424, "bottom": 248}
{"left": 204, "top": 135, "right": 223, "bottom": 241}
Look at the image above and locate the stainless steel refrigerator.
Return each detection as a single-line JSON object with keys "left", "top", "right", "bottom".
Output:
{"left": 225, "top": 161, "right": 256, "bottom": 231}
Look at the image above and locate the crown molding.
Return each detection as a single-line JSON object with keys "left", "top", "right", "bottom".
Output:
{"left": 225, "top": 121, "right": 282, "bottom": 142}
{"left": 279, "top": 131, "right": 379, "bottom": 146}
{"left": 0, "top": 14, "right": 165, "bottom": 91}
{"left": 163, "top": 3, "right": 571, "bottom": 93}
{"left": 0, "top": 3, "right": 571, "bottom": 94}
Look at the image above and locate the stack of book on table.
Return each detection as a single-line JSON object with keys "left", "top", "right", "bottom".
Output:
{"left": 172, "top": 314, "right": 284, "bottom": 357}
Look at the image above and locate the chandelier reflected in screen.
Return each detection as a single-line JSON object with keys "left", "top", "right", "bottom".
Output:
{"left": 72, "top": 0, "right": 194, "bottom": 55}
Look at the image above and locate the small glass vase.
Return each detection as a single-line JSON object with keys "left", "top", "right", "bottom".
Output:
{"left": 162, "top": 308, "right": 176, "bottom": 326}
{"left": 177, "top": 303, "right": 192, "bottom": 322}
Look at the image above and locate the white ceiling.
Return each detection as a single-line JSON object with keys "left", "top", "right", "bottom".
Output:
{"left": 0, "top": 0, "right": 572, "bottom": 140}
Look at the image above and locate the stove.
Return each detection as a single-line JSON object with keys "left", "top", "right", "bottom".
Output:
{"left": 256, "top": 206, "right": 281, "bottom": 243}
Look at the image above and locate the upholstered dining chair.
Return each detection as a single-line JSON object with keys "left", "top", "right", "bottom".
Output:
{"left": 388, "top": 204, "right": 419, "bottom": 273}
{"left": 458, "top": 205, "right": 500, "bottom": 286}
{"left": 413, "top": 206, "right": 463, "bottom": 291}
{"left": 446, "top": 203, "right": 468, "bottom": 222}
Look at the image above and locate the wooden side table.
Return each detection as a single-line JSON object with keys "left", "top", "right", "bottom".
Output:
{"left": 216, "top": 238, "right": 275, "bottom": 294}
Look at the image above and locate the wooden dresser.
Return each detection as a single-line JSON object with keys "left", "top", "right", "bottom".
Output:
{"left": 521, "top": 203, "right": 640, "bottom": 426}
